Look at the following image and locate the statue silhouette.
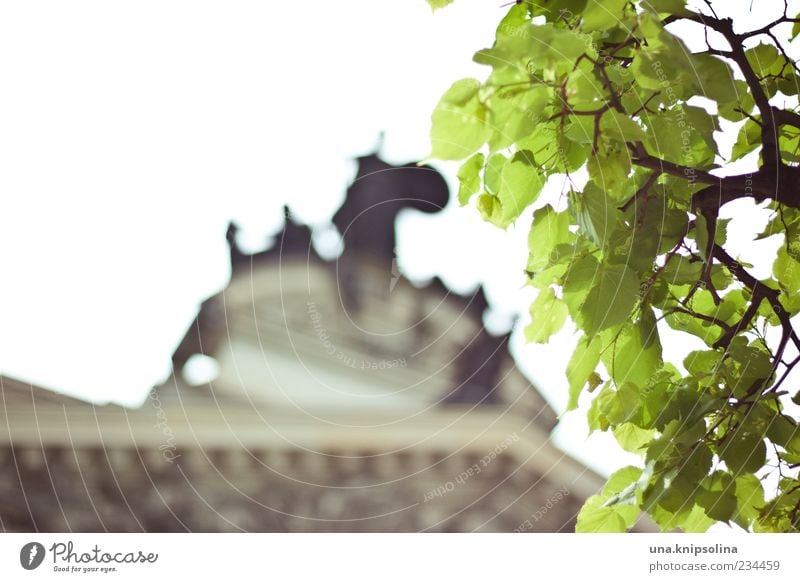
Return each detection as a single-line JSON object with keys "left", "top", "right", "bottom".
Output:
{"left": 332, "top": 153, "right": 449, "bottom": 309}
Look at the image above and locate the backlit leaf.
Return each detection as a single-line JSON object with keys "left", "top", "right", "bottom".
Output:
{"left": 526, "top": 287, "right": 569, "bottom": 343}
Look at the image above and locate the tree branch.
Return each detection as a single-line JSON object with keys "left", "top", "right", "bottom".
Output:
{"left": 712, "top": 243, "right": 800, "bottom": 358}
{"left": 669, "top": 306, "right": 733, "bottom": 333}
{"left": 667, "top": 9, "right": 783, "bottom": 169}
{"left": 713, "top": 289, "right": 764, "bottom": 349}
{"left": 630, "top": 146, "right": 717, "bottom": 183}
{"left": 620, "top": 171, "right": 659, "bottom": 212}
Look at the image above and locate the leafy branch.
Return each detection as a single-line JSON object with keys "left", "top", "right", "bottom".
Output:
{"left": 428, "top": 0, "right": 800, "bottom": 533}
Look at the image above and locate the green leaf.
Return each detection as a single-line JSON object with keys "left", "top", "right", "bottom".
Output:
{"left": 566, "top": 334, "right": 602, "bottom": 410}
{"left": 484, "top": 152, "right": 507, "bottom": 194}
{"left": 608, "top": 194, "right": 687, "bottom": 273}
{"left": 577, "top": 491, "right": 639, "bottom": 532}
{"left": 779, "top": 124, "right": 800, "bottom": 162}
{"left": 718, "top": 432, "right": 767, "bottom": 476}
{"left": 476, "top": 21, "right": 595, "bottom": 77}
{"left": 555, "top": 132, "right": 590, "bottom": 173}
{"left": 473, "top": 4, "right": 533, "bottom": 72}
{"left": 487, "top": 86, "right": 552, "bottom": 151}
{"left": 683, "top": 350, "right": 722, "bottom": 377}
{"left": 603, "top": 307, "right": 662, "bottom": 389}
{"left": 697, "top": 471, "right": 737, "bottom": 522}
{"left": 645, "top": 106, "right": 717, "bottom": 167}
{"left": 663, "top": 307, "right": 718, "bottom": 345}
{"left": 604, "top": 466, "right": 643, "bottom": 498}
{"left": 731, "top": 118, "right": 762, "bottom": 162}
{"left": 562, "top": 253, "right": 601, "bottom": 321}
{"left": 677, "top": 441, "right": 714, "bottom": 484}
{"left": 563, "top": 115, "right": 596, "bottom": 144}
{"left": 576, "top": 495, "right": 627, "bottom": 532}
{"left": 496, "top": 2, "right": 529, "bottom": 36}
{"left": 580, "top": 263, "right": 640, "bottom": 336}
{"left": 600, "top": 110, "right": 647, "bottom": 143}
{"left": 496, "top": 150, "right": 545, "bottom": 225}
{"left": 587, "top": 141, "right": 631, "bottom": 194}
{"left": 527, "top": 205, "right": 574, "bottom": 273}
{"left": 570, "top": 181, "right": 619, "bottom": 249}
{"left": 640, "top": 369, "right": 674, "bottom": 429}
{"left": 536, "top": 24, "right": 597, "bottom": 69}
{"left": 521, "top": 122, "right": 588, "bottom": 173}
{"left": 477, "top": 193, "right": 503, "bottom": 226}
{"left": 745, "top": 44, "right": 781, "bottom": 78}
{"left": 605, "top": 382, "right": 641, "bottom": 425}
{"left": 733, "top": 474, "right": 764, "bottom": 529}
{"left": 774, "top": 244, "right": 800, "bottom": 294}
{"left": 662, "top": 255, "right": 703, "bottom": 285}
{"left": 721, "top": 340, "right": 773, "bottom": 397}
{"left": 646, "top": 0, "right": 689, "bottom": 15}
{"left": 613, "top": 422, "right": 655, "bottom": 453}
{"left": 588, "top": 382, "right": 614, "bottom": 432}
{"left": 645, "top": 469, "right": 714, "bottom": 531}
{"left": 644, "top": 470, "right": 700, "bottom": 517}
{"left": 457, "top": 153, "right": 484, "bottom": 206}
{"left": 576, "top": 466, "right": 642, "bottom": 532}
{"left": 690, "top": 53, "right": 736, "bottom": 103}
{"left": 430, "top": 78, "right": 489, "bottom": 160}
{"left": 527, "top": 0, "right": 589, "bottom": 21}
{"left": 566, "top": 65, "right": 604, "bottom": 107}
{"left": 587, "top": 371, "right": 603, "bottom": 392}
{"left": 765, "top": 414, "right": 800, "bottom": 454}
{"left": 581, "top": 0, "right": 628, "bottom": 31}
{"left": 718, "top": 80, "right": 755, "bottom": 122}
{"left": 525, "top": 287, "right": 568, "bottom": 343}
{"left": 630, "top": 50, "right": 666, "bottom": 91}
{"left": 425, "top": 0, "right": 454, "bottom": 10}
{"left": 695, "top": 212, "right": 710, "bottom": 261}
{"left": 680, "top": 504, "right": 716, "bottom": 533}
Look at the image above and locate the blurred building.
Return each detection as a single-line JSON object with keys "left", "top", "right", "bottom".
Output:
{"left": 0, "top": 154, "right": 605, "bottom": 532}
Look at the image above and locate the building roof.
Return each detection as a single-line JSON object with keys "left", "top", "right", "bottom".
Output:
{"left": 173, "top": 153, "right": 556, "bottom": 425}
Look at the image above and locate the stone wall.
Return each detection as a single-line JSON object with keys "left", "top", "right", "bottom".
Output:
{"left": 0, "top": 445, "right": 583, "bottom": 532}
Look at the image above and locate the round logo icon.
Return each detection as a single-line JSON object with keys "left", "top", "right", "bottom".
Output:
{"left": 20, "top": 542, "right": 45, "bottom": 570}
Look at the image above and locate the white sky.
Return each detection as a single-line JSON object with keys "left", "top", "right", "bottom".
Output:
{"left": 0, "top": 0, "right": 797, "bottom": 478}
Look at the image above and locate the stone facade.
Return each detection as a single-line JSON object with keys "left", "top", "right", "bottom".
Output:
{"left": 0, "top": 443, "right": 585, "bottom": 532}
